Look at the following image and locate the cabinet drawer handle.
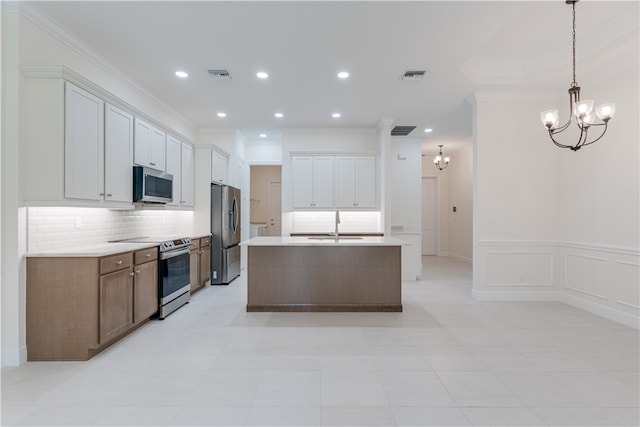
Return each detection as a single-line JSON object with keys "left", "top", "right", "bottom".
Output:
{"left": 135, "top": 269, "right": 141, "bottom": 274}
{"left": 116, "top": 260, "right": 123, "bottom": 265}
{"left": 145, "top": 253, "right": 151, "bottom": 257}
{"left": 106, "top": 193, "right": 112, "bottom": 197}
{"left": 150, "top": 162, "right": 156, "bottom": 166}
{"left": 99, "top": 192, "right": 105, "bottom": 196}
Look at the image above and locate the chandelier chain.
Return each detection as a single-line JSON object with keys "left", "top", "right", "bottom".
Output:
{"left": 571, "top": 1, "right": 577, "bottom": 87}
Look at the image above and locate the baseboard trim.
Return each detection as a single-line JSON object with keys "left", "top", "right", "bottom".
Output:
{"left": 1, "top": 346, "right": 28, "bottom": 366}
{"left": 560, "top": 292, "right": 640, "bottom": 329}
{"left": 449, "top": 253, "right": 472, "bottom": 264}
{"left": 472, "top": 289, "right": 560, "bottom": 302}
{"left": 472, "top": 289, "right": 639, "bottom": 329}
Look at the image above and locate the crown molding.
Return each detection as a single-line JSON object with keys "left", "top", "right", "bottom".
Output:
{"left": 19, "top": 2, "right": 198, "bottom": 135}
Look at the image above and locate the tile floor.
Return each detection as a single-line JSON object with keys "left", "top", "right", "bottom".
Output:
{"left": 2, "top": 256, "right": 639, "bottom": 426}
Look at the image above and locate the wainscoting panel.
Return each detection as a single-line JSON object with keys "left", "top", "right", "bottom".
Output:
{"left": 565, "top": 253, "right": 609, "bottom": 300}
{"left": 485, "top": 251, "right": 553, "bottom": 287}
{"left": 615, "top": 260, "right": 640, "bottom": 310}
{"left": 475, "top": 240, "right": 639, "bottom": 328}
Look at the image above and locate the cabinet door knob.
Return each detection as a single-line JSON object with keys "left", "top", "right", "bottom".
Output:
{"left": 116, "top": 260, "right": 123, "bottom": 265}
{"left": 106, "top": 193, "right": 112, "bottom": 197}
{"left": 99, "top": 192, "right": 105, "bottom": 196}
{"left": 150, "top": 162, "right": 156, "bottom": 166}
{"left": 135, "top": 269, "right": 141, "bottom": 274}
{"left": 129, "top": 271, "right": 135, "bottom": 277}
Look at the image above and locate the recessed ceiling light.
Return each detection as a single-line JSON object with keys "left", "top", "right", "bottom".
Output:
{"left": 332, "top": 113, "right": 341, "bottom": 118}
{"left": 256, "top": 71, "right": 269, "bottom": 79}
{"left": 217, "top": 112, "right": 227, "bottom": 118}
{"left": 424, "top": 128, "right": 433, "bottom": 133}
{"left": 175, "top": 70, "right": 188, "bottom": 78}
{"left": 259, "top": 133, "right": 267, "bottom": 138}
{"left": 274, "top": 112, "right": 284, "bottom": 118}
{"left": 337, "top": 71, "right": 349, "bottom": 79}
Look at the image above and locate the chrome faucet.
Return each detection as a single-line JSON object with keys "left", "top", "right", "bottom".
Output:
{"left": 334, "top": 209, "right": 340, "bottom": 242}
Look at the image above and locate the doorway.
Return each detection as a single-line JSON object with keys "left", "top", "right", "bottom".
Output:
{"left": 422, "top": 177, "right": 437, "bottom": 255}
{"left": 249, "top": 165, "right": 282, "bottom": 236}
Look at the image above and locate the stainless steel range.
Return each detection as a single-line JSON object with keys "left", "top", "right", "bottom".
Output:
{"left": 113, "top": 236, "right": 192, "bottom": 319}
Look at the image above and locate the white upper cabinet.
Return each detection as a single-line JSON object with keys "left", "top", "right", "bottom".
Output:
{"left": 292, "top": 154, "right": 378, "bottom": 210}
{"left": 134, "top": 118, "right": 166, "bottom": 171}
{"left": 335, "top": 156, "right": 377, "bottom": 208}
{"left": 165, "top": 135, "right": 181, "bottom": 207}
{"left": 104, "top": 104, "right": 134, "bottom": 203}
{"left": 165, "top": 136, "right": 194, "bottom": 208}
{"left": 64, "top": 83, "right": 105, "bottom": 201}
{"left": 180, "top": 143, "right": 194, "bottom": 207}
{"left": 211, "top": 149, "right": 228, "bottom": 184}
{"left": 292, "top": 156, "right": 334, "bottom": 208}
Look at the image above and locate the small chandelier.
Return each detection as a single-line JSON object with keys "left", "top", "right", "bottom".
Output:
{"left": 540, "top": 0, "right": 615, "bottom": 151}
{"left": 433, "top": 145, "right": 450, "bottom": 170}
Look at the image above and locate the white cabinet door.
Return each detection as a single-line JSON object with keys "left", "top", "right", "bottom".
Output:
{"left": 335, "top": 157, "right": 357, "bottom": 208}
{"left": 165, "top": 135, "right": 181, "bottom": 206}
{"left": 134, "top": 118, "right": 151, "bottom": 167}
{"left": 211, "top": 150, "right": 228, "bottom": 184}
{"left": 355, "top": 156, "right": 377, "bottom": 208}
{"left": 64, "top": 82, "right": 104, "bottom": 200}
{"left": 149, "top": 127, "right": 166, "bottom": 171}
{"left": 292, "top": 156, "right": 314, "bottom": 208}
{"left": 335, "top": 156, "right": 377, "bottom": 209}
{"left": 104, "top": 104, "right": 133, "bottom": 203}
{"left": 180, "top": 142, "right": 194, "bottom": 207}
{"left": 313, "top": 157, "right": 334, "bottom": 208}
{"left": 134, "top": 118, "right": 165, "bottom": 171}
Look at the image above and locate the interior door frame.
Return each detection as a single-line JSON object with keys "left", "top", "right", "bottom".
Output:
{"left": 268, "top": 180, "right": 282, "bottom": 236}
{"left": 421, "top": 176, "right": 439, "bottom": 256}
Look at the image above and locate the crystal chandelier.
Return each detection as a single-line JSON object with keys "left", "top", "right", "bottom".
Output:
{"left": 433, "top": 145, "right": 450, "bottom": 170}
{"left": 540, "top": 0, "right": 615, "bottom": 151}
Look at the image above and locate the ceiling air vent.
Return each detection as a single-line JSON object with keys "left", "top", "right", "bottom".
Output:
{"left": 401, "top": 70, "right": 426, "bottom": 81}
{"left": 391, "top": 126, "right": 416, "bottom": 136}
{"left": 208, "top": 69, "right": 232, "bottom": 80}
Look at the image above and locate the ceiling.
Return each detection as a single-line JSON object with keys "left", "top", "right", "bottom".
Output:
{"left": 28, "top": 1, "right": 638, "bottom": 155}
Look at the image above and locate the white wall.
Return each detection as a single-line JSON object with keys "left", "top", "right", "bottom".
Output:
{"left": 2, "top": 6, "right": 27, "bottom": 366}
{"left": 389, "top": 138, "right": 422, "bottom": 280}
{"left": 245, "top": 139, "right": 283, "bottom": 165}
{"left": 472, "top": 65, "right": 640, "bottom": 328}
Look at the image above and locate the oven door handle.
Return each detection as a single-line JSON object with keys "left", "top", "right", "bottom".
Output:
{"left": 159, "top": 247, "right": 191, "bottom": 260}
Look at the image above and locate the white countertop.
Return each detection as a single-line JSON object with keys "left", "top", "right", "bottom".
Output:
{"left": 241, "top": 236, "right": 406, "bottom": 247}
{"left": 26, "top": 242, "right": 160, "bottom": 258}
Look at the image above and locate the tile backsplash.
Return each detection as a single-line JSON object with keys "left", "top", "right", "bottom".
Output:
{"left": 292, "top": 211, "right": 381, "bottom": 233}
{"left": 27, "top": 207, "right": 194, "bottom": 252}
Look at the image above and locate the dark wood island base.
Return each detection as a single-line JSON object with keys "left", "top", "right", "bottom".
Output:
{"left": 247, "top": 245, "right": 402, "bottom": 312}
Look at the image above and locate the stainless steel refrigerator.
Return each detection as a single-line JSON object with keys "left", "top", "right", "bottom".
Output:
{"left": 211, "top": 183, "right": 241, "bottom": 284}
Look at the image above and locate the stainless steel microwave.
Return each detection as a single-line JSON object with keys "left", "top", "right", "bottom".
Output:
{"left": 133, "top": 166, "right": 173, "bottom": 203}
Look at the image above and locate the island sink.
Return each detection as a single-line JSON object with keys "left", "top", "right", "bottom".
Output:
{"left": 307, "top": 236, "right": 363, "bottom": 240}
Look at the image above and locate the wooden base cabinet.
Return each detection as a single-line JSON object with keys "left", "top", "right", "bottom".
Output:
{"left": 190, "top": 236, "right": 211, "bottom": 295}
{"left": 27, "top": 247, "right": 158, "bottom": 361}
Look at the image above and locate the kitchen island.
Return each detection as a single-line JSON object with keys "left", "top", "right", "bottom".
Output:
{"left": 242, "top": 236, "right": 404, "bottom": 312}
